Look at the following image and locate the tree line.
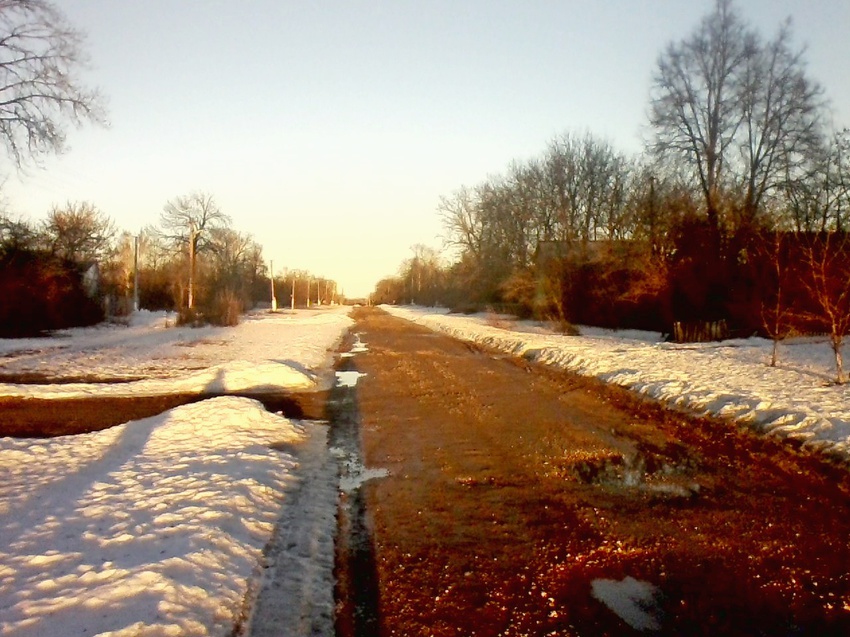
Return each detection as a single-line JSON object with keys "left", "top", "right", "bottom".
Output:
{"left": 375, "top": 0, "right": 850, "bottom": 380}
{"left": 0, "top": 1, "right": 337, "bottom": 336}
{"left": 0, "top": 193, "right": 339, "bottom": 336}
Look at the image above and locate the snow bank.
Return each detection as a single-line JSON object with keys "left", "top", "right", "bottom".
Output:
{"left": 0, "top": 307, "right": 354, "bottom": 636}
{"left": 0, "top": 397, "right": 310, "bottom": 637}
{"left": 384, "top": 306, "right": 850, "bottom": 462}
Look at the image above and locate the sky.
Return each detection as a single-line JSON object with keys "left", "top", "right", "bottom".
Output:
{"left": 3, "top": 0, "right": 850, "bottom": 298}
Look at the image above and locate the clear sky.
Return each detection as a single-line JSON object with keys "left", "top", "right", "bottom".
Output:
{"left": 4, "top": 0, "right": 850, "bottom": 297}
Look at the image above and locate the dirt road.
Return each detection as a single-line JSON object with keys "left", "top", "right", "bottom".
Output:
{"left": 339, "top": 307, "right": 850, "bottom": 636}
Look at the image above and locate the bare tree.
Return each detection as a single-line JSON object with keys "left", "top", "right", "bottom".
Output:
{"left": 757, "top": 230, "right": 794, "bottom": 366}
{"left": 137, "top": 224, "right": 169, "bottom": 270}
{"left": 798, "top": 232, "right": 850, "bottom": 384}
{"left": 43, "top": 200, "right": 115, "bottom": 262}
{"left": 541, "top": 132, "right": 633, "bottom": 246}
{"left": 402, "top": 244, "right": 443, "bottom": 306}
{"left": 650, "top": 0, "right": 823, "bottom": 237}
{"left": 437, "top": 131, "right": 637, "bottom": 308}
{"left": 160, "top": 192, "right": 230, "bottom": 309}
{"left": 0, "top": 210, "right": 38, "bottom": 252}
{"left": 208, "top": 227, "right": 251, "bottom": 273}
{"left": 543, "top": 133, "right": 582, "bottom": 245}
{"left": 372, "top": 275, "right": 406, "bottom": 306}
{"left": 439, "top": 186, "right": 477, "bottom": 254}
{"left": 650, "top": 0, "right": 749, "bottom": 239}
{"left": 0, "top": 0, "right": 106, "bottom": 166}
{"left": 737, "top": 21, "right": 823, "bottom": 228}
{"left": 207, "top": 227, "right": 263, "bottom": 294}
{"left": 784, "top": 131, "right": 850, "bottom": 233}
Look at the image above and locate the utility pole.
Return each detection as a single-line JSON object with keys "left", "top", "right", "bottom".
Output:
{"left": 307, "top": 278, "right": 311, "bottom": 308}
{"left": 270, "top": 260, "right": 277, "bottom": 311}
{"left": 187, "top": 219, "right": 198, "bottom": 310}
{"left": 133, "top": 234, "right": 139, "bottom": 312}
{"left": 291, "top": 275, "right": 296, "bottom": 310}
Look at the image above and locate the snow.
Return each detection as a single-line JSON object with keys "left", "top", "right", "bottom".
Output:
{"left": 383, "top": 306, "right": 850, "bottom": 463}
{"left": 0, "top": 309, "right": 351, "bottom": 398}
{"left": 0, "top": 308, "right": 353, "bottom": 637}
{"left": 8, "top": 301, "right": 850, "bottom": 634}
{"left": 334, "top": 370, "right": 367, "bottom": 388}
{"left": 331, "top": 444, "right": 389, "bottom": 495}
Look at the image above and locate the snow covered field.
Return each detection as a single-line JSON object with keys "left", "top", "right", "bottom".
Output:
{"left": 0, "top": 308, "right": 353, "bottom": 636}
{"left": 0, "top": 309, "right": 352, "bottom": 398}
{"left": 384, "top": 306, "right": 850, "bottom": 463}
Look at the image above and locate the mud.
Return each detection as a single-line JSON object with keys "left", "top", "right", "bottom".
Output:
{"left": 330, "top": 332, "right": 381, "bottom": 637}
{"left": 0, "top": 391, "right": 328, "bottom": 438}
{"left": 348, "top": 307, "right": 850, "bottom": 636}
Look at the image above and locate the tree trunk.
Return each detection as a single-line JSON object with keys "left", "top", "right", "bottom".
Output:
{"left": 832, "top": 335, "right": 845, "bottom": 384}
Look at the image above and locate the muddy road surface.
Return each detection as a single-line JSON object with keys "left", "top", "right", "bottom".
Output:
{"left": 338, "top": 307, "right": 850, "bottom": 636}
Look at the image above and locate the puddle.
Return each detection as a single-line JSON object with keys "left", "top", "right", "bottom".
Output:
{"left": 350, "top": 333, "right": 368, "bottom": 353}
{"left": 333, "top": 449, "right": 390, "bottom": 493}
{"left": 340, "top": 334, "right": 369, "bottom": 360}
{"left": 573, "top": 450, "right": 700, "bottom": 498}
{"left": 335, "top": 370, "right": 367, "bottom": 387}
{"left": 591, "top": 576, "right": 663, "bottom": 631}
{"left": 326, "top": 356, "right": 380, "bottom": 634}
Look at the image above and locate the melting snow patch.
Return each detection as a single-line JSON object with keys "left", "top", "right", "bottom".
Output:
{"left": 335, "top": 370, "right": 366, "bottom": 388}
{"left": 339, "top": 465, "right": 389, "bottom": 493}
{"left": 331, "top": 447, "right": 388, "bottom": 493}
{"left": 350, "top": 334, "right": 369, "bottom": 353}
{"left": 591, "top": 576, "right": 662, "bottom": 631}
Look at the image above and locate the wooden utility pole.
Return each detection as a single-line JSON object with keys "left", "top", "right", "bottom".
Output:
{"left": 270, "top": 260, "right": 277, "bottom": 311}
{"left": 187, "top": 220, "right": 196, "bottom": 309}
{"left": 133, "top": 234, "right": 139, "bottom": 312}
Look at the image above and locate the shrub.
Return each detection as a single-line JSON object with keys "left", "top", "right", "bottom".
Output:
{"left": 205, "top": 290, "right": 242, "bottom": 326}
{"left": 0, "top": 249, "right": 103, "bottom": 337}
{"left": 176, "top": 307, "right": 202, "bottom": 327}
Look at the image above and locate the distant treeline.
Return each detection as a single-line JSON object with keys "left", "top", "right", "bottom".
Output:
{"left": 374, "top": 1, "right": 850, "bottom": 382}
{"left": 0, "top": 196, "right": 339, "bottom": 337}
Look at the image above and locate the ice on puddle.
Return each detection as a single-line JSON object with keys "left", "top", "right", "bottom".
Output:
{"left": 591, "top": 576, "right": 662, "bottom": 631}
{"left": 333, "top": 448, "right": 389, "bottom": 493}
{"left": 340, "top": 464, "right": 389, "bottom": 493}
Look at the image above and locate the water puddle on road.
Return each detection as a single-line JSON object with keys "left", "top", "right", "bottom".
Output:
{"left": 328, "top": 331, "right": 381, "bottom": 635}
{"left": 572, "top": 447, "right": 701, "bottom": 499}
{"left": 350, "top": 333, "right": 369, "bottom": 354}
{"left": 340, "top": 333, "right": 369, "bottom": 359}
{"left": 591, "top": 576, "right": 663, "bottom": 631}
{"left": 331, "top": 449, "right": 389, "bottom": 493}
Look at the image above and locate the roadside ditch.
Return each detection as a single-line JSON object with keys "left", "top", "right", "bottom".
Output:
{"left": 326, "top": 331, "right": 382, "bottom": 637}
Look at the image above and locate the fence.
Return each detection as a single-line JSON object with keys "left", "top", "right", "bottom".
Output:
{"left": 671, "top": 320, "right": 729, "bottom": 343}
